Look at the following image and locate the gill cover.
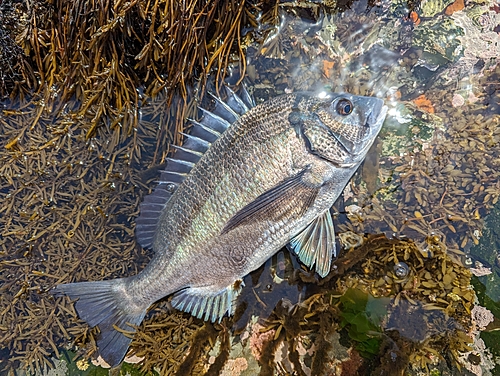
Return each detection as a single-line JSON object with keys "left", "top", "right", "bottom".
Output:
{"left": 290, "top": 93, "right": 385, "bottom": 167}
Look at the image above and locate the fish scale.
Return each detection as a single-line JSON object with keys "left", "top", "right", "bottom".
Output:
{"left": 53, "top": 87, "right": 387, "bottom": 366}
{"left": 161, "top": 97, "right": 300, "bottom": 249}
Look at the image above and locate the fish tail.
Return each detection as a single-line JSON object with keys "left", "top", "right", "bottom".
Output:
{"left": 53, "top": 279, "right": 147, "bottom": 367}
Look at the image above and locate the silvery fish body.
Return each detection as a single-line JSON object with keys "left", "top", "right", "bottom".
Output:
{"left": 54, "top": 87, "right": 387, "bottom": 366}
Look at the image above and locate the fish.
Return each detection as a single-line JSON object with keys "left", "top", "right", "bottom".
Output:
{"left": 53, "top": 86, "right": 387, "bottom": 366}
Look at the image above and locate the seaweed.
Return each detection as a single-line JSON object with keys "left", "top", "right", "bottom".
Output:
{"left": 0, "top": 0, "right": 499, "bottom": 374}
{"left": 339, "top": 288, "right": 388, "bottom": 357}
{"left": 0, "top": 0, "right": 265, "bottom": 146}
{"left": 249, "top": 234, "right": 476, "bottom": 374}
{"left": 0, "top": 4, "right": 36, "bottom": 99}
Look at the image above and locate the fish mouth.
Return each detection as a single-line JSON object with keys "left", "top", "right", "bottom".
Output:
{"left": 351, "top": 100, "right": 387, "bottom": 156}
{"left": 366, "top": 98, "right": 385, "bottom": 127}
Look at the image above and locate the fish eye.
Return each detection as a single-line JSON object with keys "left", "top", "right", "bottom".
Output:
{"left": 336, "top": 99, "right": 353, "bottom": 116}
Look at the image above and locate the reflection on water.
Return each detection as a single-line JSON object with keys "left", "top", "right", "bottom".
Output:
{"left": 0, "top": 0, "right": 499, "bottom": 374}
{"left": 234, "top": 250, "right": 304, "bottom": 333}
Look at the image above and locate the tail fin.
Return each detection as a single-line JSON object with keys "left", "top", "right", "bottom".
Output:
{"left": 53, "top": 279, "right": 147, "bottom": 367}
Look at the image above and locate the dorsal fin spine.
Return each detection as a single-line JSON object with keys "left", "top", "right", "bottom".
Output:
{"left": 188, "top": 119, "right": 223, "bottom": 137}
{"left": 136, "top": 84, "right": 255, "bottom": 250}
{"left": 180, "top": 132, "right": 211, "bottom": 150}
{"left": 165, "top": 157, "right": 195, "bottom": 168}
{"left": 198, "top": 108, "right": 231, "bottom": 133}
{"left": 172, "top": 144, "right": 204, "bottom": 157}
{"left": 225, "top": 85, "right": 253, "bottom": 114}
{"left": 208, "top": 91, "right": 239, "bottom": 122}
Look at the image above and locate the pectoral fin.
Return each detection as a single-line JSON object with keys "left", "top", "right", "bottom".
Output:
{"left": 288, "top": 209, "right": 336, "bottom": 277}
{"left": 222, "top": 170, "right": 319, "bottom": 234}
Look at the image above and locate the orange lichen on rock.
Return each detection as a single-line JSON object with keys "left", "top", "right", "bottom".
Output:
{"left": 413, "top": 94, "right": 435, "bottom": 113}
{"left": 323, "top": 60, "right": 335, "bottom": 78}
{"left": 409, "top": 11, "right": 421, "bottom": 26}
{"left": 445, "top": 0, "right": 465, "bottom": 16}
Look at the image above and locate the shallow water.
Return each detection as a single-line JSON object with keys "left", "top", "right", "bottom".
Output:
{"left": 0, "top": 0, "right": 499, "bottom": 375}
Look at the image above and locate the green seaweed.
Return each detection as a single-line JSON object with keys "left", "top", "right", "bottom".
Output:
{"left": 472, "top": 276, "right": 500, "bottom": 319}
{"left": 469, "top": 202, "right": 500, "bottom": 302}
{"left": 478, "top": 331, "right": 500, "bottom": 375}
{"left": 429, "top": 368, "right": 442, "bottom": 376}
{"left": 472, "top": 275, "right": 500, "bottom": 373}
{"left": 339, "top": 288, "right": 390, "bottom": 357}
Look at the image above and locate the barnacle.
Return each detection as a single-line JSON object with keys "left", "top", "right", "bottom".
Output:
{"left": 394, "top": 261, "right": 410, "bottom": 279}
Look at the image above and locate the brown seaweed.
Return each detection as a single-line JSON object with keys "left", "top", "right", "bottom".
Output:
{"left": 0, "top": 0, "right": 498, "bottom": 373}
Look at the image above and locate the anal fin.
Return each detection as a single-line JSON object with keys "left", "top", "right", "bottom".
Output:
{"left": 171, "top": 280, "right": 244, "bottom": 322}
{"left": 288, "top": 209, "right": 336, "bottom": 278}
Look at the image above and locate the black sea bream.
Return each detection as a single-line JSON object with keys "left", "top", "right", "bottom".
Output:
{"left": 54, "top": 87, "right": 387, "bottom": 366}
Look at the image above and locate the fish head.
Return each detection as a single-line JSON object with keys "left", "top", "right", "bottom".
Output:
{"left": 295, "top": 92, "right": 388, "bottom": 167}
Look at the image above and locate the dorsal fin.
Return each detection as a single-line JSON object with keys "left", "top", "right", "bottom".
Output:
{"left": 199, "top": 108, "right": 232, "bottom": 133}
{"left": 181, "top": 133, "right": 210, "bottom": 154}
{"left": 136, "top": 84, "right": 255, "bottom": 249}
{"left": 170, "top": 144, "right": 203, "bottom": 164}
{"left": 188, "top": 119, "right": 222, "bottom": 143}
{"left": 208, "top": 92, "right": 239, "bottom": 123}
{"left": 225, "top": 85, "right": 255, "bottom": 114}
